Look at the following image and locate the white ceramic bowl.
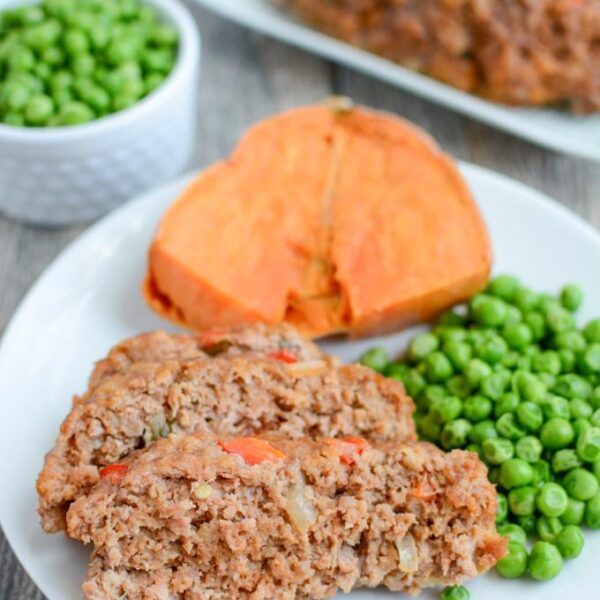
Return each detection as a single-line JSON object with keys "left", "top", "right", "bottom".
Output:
{"left": 0, "top": 0, "right": 200, "bottom": 226}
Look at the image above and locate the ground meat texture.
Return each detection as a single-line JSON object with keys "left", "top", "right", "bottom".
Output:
{"left": 37, "top": 357, "right": 414, "bottom": 533}
{"left": 277, "top": 0, "right": 600, "bottom": 112}
{"left": 67, "top": 434, "right": 506, "bottom": 599}
{"left": 89, "top": 323, "right": 324, "bottom": 389}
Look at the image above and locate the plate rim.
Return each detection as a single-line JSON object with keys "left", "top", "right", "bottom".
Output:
{"left": 192, "top": 0, "right": 600, "bottom": 162}
{"left": 0, "top": 161, "right": 599, "bottom": 599}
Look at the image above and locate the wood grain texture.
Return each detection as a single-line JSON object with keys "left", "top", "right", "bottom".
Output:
{"left": 0, "top": 2, "right": 598, "bottom": 598}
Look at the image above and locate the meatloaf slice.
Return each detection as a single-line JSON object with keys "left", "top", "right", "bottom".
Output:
{"left": 89, "top": 323, "right": 324, "bottom": 389}
{"left": 68, "top": 433, "right": 506, "bottom": 599}
{"left": 37, "top": 357, "right": 414, "bottom": 533}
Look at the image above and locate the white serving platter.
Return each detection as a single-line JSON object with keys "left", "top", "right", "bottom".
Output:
{"left": 192, "top": 0, "right": 600, "bottom": 162}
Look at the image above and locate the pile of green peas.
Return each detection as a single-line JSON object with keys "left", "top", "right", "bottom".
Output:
{"left": 0, "top": 0, "right": 178, "bottom": 127}
{"left": 360, "top": 275, "right": 600, "bottom": 597}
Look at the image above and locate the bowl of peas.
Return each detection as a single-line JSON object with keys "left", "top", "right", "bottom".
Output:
{"left": 0, "top": 0, "right": 200, "bottom": 225}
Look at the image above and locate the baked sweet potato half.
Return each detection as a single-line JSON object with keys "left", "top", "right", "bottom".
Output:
{"left": 145, "top": 102, "right": 491, "bottom": 338}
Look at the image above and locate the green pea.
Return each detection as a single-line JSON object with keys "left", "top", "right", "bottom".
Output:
{"left": 571, "top": 399, "right": 593, "bottom": 420}
{"left": 538, "top": 294, "right": 561, "bottom": 315}
{"left": 482, "top": 438, "right": 514, "bottom": 465}
{"left": 471, "top": 296, "right": 507, "bottom": 327}
{"left": 496, "top": 492, "right": 508, "bottom": 524}
{"left": 52, "top": 88, "right": 73, "bottom": 109}
{"left": 536, "top": 482, "right": 568, "bottom": 517}
{"left": 465, "top": 443, "right": 481, "bottom": 458}
{"left": 502, "top": 350, "right": 520, "bottom": 369}
{"left": 468, "top": 420, "right": 497, "bottom": 444}
{"left": 476, "top": 335, "right": 508, "bottom": 365}
{"left": 419, "top": 414, "right": 441, "bottom": 442}
{"left": 580, "top": 344, "right": 600, "bottom": 375}
{"left": 425, "top": 352, "right": 454, "bottom": 383}
{"left": 547, "top": 307, "right": 575, "bottom": 333}
{"left": 555, "top": 330, "right": 586, "bottom": 352}
{"left": 574, "top": 418, "right": 592, "bottom": 439}
{"left": 513, "top": 287, "right": 538, "bottom": 312}
{"left": 479, "top": 373, "right": 508, "bottom": 401}
{"left": 442, "top": 341, "right": 471, "bottom": 372}
{"left": 517, "top": 514, "right": 537, "bottom": 534}
{"left": 408, "top": 333, "right": 438, "bottom": 362}
{"left": 516, "top": 402, "right": 543, "bottom": 432}
{"left": 554, "top": 374, "right": 592, "bottom": 400}
{"left": 503, "top": 322, "right": 533, "bottom": 349}
{"left": 0, "top": 81, "right": 30, "bottom": 111}
{"left": 592, "top": 387, "right": 600, "bottom": 410}
{"left": 143, "top": 71, "right": 165, "bottom": 94}
{"left": 89, "top": 26, "right": 111, "bottom": 51}
{"left": 143, "top": 47, "right": 175, "bottom": 73}
{"left": 403, "top": 369, "right": 425, "bottom": 398}
{"left": 430, "top": 396, "right": 462, "bottom": 423}
{"left": 41, "top": 46, "right": 65, "bottom": 67}
{"left": 556, "top": 525, "right": 584, "bottom": 559}
{"left": 540, "top": 418, "right": 574, "bottom": 450}
{"left": 384, "top": 362, "right": 409, "bottom": 380}
{"left": 438, "top": 311, "right": 466, "bottom": 327}
{"left": 417, "top": 384, "right": 445, "bottom": 408}
{"left": 112, "top": 92, "right": 138, "bottom": 112}
{"left": 496, "top": 540, "right": 528, "bottom": 579}
{"left": 520, "top": 378, "right": 546, "bottom": 403}
{"left": 536, "top": 515, "right": 563, "bottom": 543}
{"left": 71, "top": 54, "right": 95, "bottom": 77}
{"left": 524, "top": 311, "right": 546, "bottom": 341}
{"left": 552, "top": 449, "right": 581, "bottom": 473}
{"left": 56, "top": 101, "right": 94, "bottom": 125}
{"left": 496, "top": 413, "right": 526, "bottom": 441}
{"left": 504, "top": 305, "right": 523, "bottom": 326}
{"left": 532, "top": 350, "right": 561, "bottom": 375}
{"left": 464, "top": 359, "right": 492, "bottom": 387}
{"left": 531, "top": 459, "right": 552, "bottom": 487}
{"left": 594, "top": 459, "right": 600, "bottom": 480}
{"left": 150, "top": 23, "right": 178, "bottom": 47}
{"left": 561, "top": 497, "right": 585, "bottom": 526}
{"left": 440, "top": 419, "right": 471, "bottom": 450}
{"left": 2, "top": 112, "right": 25, "bottom": 126}
{"left": 8, "top": 45, "right": 35, "bottom": 72}
{"left": 538, "top": 372, "right": 556, "bottom": 389}
{"left": 440, "top": 585, "right": 470, "bottom": 600}
{"left": 462, "top": 395, "right": 492, "bottom": 422}
{"left": 584, "top": 319, "right": 600, "bottom": 344}
{"left": 515, "top": 435, "right": 543, "bottom": 463}
{"left": 559, "top": 284, "right": 583, "bottom": 312}
{"left": 528, "top": 541, "right": 563, "bottom": 581}
{"left": 489, "top": 466, "right": 501, "bottom": 484}
{"left": 585, "top": 492, "right": 600, "bottom": 528}
{"left": 24, "top": 94, "right": 54, "bottom": 126}
{"left": 508, "top": 485, "right": 536, "bottom": 516}
{"left": 542, "top": 394, "right": 570, "bottom": 420}
{"left": 500, "top": 458, "right": 533, "bottom": 489}
{"left": 497, "top": 523, "right": 527, "bottom": 545}
{"left": 494, "top": 392, "right": 518, "bottom": 418}
{"left": 576, "top": 426, "right": 600, "bottom": 463}
{"left": 359, "top": 348, "right": 389, "bottom": 373}
{"left": 564, "top": 468, "right": 599, "bottom": 501}
{"left": 107, "top": 37, "right": 141, "bottom": 65}
{"left": 23, "top": 19, "right": 61, "bottom": 50}
{"left": 63, "top": 28, "right": 90, "bottom": 54}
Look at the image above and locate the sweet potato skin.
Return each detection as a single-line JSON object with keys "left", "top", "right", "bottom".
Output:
{"left": 145, "top": 103, "right": 491, "bottom": 338}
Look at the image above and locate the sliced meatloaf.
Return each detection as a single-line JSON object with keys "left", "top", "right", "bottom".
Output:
{"left": 38, "top": 357, "right": 414, "bottom": 533}
{"left": 68, "top": 433, "right": 506, "bottom": 599}
{"left": 89, "top": 323, "right": 324, "bottom": 389}
{"left": 278, "top": 0, "right": 600, "bottom": 112}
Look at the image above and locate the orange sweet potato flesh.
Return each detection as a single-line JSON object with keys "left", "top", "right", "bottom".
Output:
{"left": 145, "top": 102, "right": 491, "bottom": 338}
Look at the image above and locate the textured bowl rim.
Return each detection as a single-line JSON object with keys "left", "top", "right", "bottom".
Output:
{"left": 0, "top": 0, "right": 200, "bottom": 145}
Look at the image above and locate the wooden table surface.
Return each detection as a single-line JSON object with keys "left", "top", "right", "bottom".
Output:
{"left": 1, "top": 3, "right": 599, "bottom": 598}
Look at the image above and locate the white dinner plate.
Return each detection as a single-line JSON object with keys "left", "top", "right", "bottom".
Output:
{"left": 192, "top": 0, "right": 600, "bottom": 162}
{"left": 0, "top": 163, "right": 599, "bottom": 600}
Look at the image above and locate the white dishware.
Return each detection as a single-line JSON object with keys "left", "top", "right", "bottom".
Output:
{"left": 192, "top": 0, "right": 600, "bottom": 162}
{"left": 0, "top": 164, "right": 599, "bottom": 599}
{"left": 0, "top": 0, "right": 201, "bottom": 226}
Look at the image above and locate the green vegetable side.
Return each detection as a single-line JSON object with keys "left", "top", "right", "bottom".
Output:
{"left": 360, "top": 276, "right": 600, "bottom": 597}
{"left": 0, "top": 0, "right": 178, "bottom": 127}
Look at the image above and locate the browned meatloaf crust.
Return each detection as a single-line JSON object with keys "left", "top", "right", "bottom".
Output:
{"left": 38, "top": 356, "right": 414, "bottom": 533}
{"left": 89, "top": 323, "right": 324, "bottom": 389}
{"left": 68, "top": 433, "right": 506, "bottom": 599}
{"left": 278, "top": 0, "right": 600, "bottom": 112}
